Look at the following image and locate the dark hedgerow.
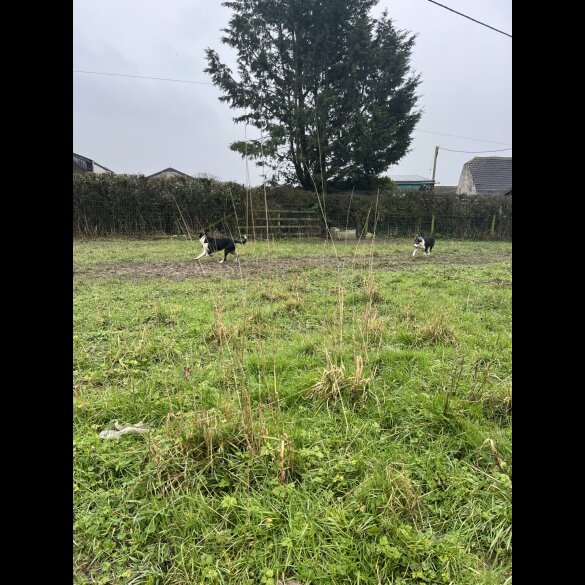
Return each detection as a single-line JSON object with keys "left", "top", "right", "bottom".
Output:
{"left": 73, "top": 174, "right": 511, "bottom": 240}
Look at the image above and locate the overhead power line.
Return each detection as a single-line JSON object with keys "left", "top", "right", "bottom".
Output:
{"left": 73, "top": 69, "right": 510, "bottom": 149}
{"left": 425, "top": 1, "right": 511, "bottom": 38}
{"left": 414, "top": 129, "right": 511, "bottom": 147}
{"left": 440, "top": 147, "right": 512, "bottom": 153}
{"left": 73, "top": 69, "right": 214, "bottom": 85}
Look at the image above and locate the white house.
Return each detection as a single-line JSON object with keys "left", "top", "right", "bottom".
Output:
{"left": 456, "top": 157, "right": 512, "bottom": 196}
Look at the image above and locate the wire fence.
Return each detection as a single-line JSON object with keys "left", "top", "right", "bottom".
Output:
{"left": 325, "top": 211, "right": 511, "bottom": 240}
{"left": 237, "top": 209, "right": 511, "bottom": 240}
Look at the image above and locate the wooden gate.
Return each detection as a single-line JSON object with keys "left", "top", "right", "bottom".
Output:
{"left": 240, "top": 208, "right": 322, "bottom": 239}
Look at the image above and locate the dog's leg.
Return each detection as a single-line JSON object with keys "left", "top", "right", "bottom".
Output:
{"left": 219, "top": 249, "right": 229, "bottom": 263}
{"left": 413, "top": 248, "right": 418, "bottom": 257}
{"left": 195, "top": 242, "right": 211, "bottom": 260}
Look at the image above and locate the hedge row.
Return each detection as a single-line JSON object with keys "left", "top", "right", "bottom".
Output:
{"left": 73, "top": 174, "right": 512, "bottom": 240}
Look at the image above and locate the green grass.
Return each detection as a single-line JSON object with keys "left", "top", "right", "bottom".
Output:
{"left": 74, "top": 237, "right": 512, "bottom": 584}
{"left": 73, "top": 237, "right": 511, "bottom": 265}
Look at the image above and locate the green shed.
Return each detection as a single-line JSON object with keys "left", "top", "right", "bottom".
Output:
{"left": 388, "top": 174, "right": 435, "bottom": 191}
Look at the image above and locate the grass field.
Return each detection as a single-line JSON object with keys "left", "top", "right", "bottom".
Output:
{"left": 73, "top": 237, "right": 512, "bottom": 585}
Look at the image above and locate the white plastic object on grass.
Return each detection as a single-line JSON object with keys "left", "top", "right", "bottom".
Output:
{"left": 99, "top": 422, "right": 152, "bottom": 439}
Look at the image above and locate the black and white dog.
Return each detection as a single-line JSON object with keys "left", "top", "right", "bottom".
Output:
{"left": 413, "top": 235, "right": 435, "bottom": 257}
{"left": 196, "top": 232, "right": 247, "bottom": 263}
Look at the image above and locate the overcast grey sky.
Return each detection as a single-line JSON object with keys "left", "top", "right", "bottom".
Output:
{"left": 73, "top": 0, "right": 511, "bottom": 187}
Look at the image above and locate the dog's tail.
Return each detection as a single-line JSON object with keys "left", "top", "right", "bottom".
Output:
{"left": 235, "top": 235, "right": 247, "bottom": 244}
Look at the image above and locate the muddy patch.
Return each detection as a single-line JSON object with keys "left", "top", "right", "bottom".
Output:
{"left": 74, "top": 254, "right": 505, "bottom": 281}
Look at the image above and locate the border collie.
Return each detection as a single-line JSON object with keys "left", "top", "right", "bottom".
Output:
{"left": 413, "top": 235, "right": 435, "bottom": 257}
{"left": 196, "top": 232, "right": 247, "bottom": 263}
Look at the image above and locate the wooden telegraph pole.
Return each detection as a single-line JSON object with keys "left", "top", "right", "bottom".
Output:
{"left": 431, "top": 146, "right": 439, "bottom": 190}
{"left": 430, "top": 146, "right": 439, "bottom": 235}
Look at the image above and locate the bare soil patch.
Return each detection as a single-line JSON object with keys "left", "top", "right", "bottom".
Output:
{"left": 74, "top": 253, "right": 504, "bottom": 281}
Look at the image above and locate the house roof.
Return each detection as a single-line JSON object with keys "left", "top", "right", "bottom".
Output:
{"left": 466, "top": 157, "right": 512, "bottom": 193}
{"left": 73, "top": 152, "right": 115, "bottom": 174}
{"left": 146, "top": 167, "right": 193, "bottom": 179}
{"left": 73, "top": 154, "right": 91, "bottom": 173}
{"left": 388, "top": 174, "right": 435, "bottom": 183}
{"left": 93, "top": 161, "right": 115, "bottom": 174}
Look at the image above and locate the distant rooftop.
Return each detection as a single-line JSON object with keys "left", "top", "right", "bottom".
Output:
{"left": 73, "top": 152, "right": 115, "bottom": 174}
{"left": 466, "top": 157, "right": 512, "bottom": 193}
{"left": 388, "top": 175, "right": 434, "bottom": 183}
{"left": 146, "top": 167, "right": 193, "bottom": 179}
